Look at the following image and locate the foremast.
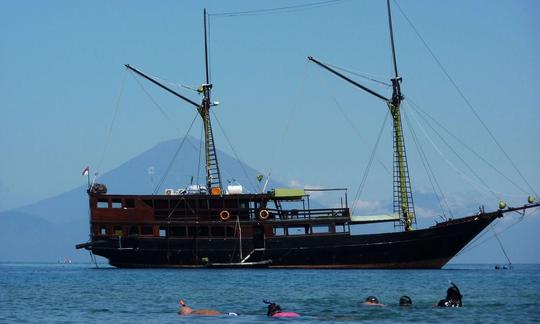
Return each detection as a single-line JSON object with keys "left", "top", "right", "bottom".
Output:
{"left": 124, "top": 9, "right": 222, "bottom": 194}
{"left": 308, "top": 0, "right": 415, "bottom": 231}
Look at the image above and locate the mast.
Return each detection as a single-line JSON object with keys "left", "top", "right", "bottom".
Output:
{"left": 124, "top": 9, "right": 223, "bottom": 194}
{"left": 386, "top": 0, "right": 415, "bottom": 231}
{"left": 307, "top": 0, "right": 416, "bottom": 231}
{"left": 201, "top": 8, "right": 223, "bottom": 193}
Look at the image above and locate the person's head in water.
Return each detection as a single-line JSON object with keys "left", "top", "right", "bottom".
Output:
{"left": 437, "top": 282, "right": 463, "bottom": 307}
{"left": 399, "top": 295, "right": 412, "bottom": 306}
{"left": 363, "top": 296, "right": 384, "bottom": 306}
{"left": 446, "top": 283, "right": 462, "bottom": 302}
{"left": 266, "top": 302, "right": 282, "bottom": 316}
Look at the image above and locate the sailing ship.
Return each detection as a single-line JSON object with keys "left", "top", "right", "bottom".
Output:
{"left": 76, "top": 4, "right": 538, "bottom": 269}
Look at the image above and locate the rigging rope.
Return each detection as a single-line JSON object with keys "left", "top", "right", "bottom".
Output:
{"left": 489, "top": 223, "right": 513, "bottom": 266}
{"left": 129, "top": 71, "right": 187, "bottom": 135}
{"left": 211, "top": 110, "right": 259, "bottom": 193}
{"left": 403, "top": 109, "right": 452, "bottom": 218}
{"left": 454, "top": 209, "right": 534, "bottom": 257}
{"left": 405, "top": 101, "right": 503, "bottom": 200}
{"left": 96, "top": 68, "right": 128, "bottom": 176}
{"left": 153, "top": 113, "right": 199, "bottom": 194}
{"left": 351, "top": 110, "right": 390, "bottom": 215}
{"left": 407, "top": 99, "right": 529, "bottom": 195}
{"left": 407, "top": 101, "right": 525, "bottom": 199}
{"left": 392, "top": 0, "right": 538, "bottom": 200}
{"left": 325, "top": 62, "right": 392, "bottom": 87}
{"left": 197, "top": 126, "right": 203, "bottom": 186}
{"left": 332, "top": 98, "right": 392, "bottom": 176}
{"left": 209, "top": 0, "right": 350, "bottom": 17}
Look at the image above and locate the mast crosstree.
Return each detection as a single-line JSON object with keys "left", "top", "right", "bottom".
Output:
{"left": 308, "top": 0, "right": 415, "bottom": 231}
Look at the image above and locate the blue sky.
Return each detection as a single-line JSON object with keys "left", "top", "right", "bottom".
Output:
{"left": 1, "top": 1, "right": 539, "bottom": 260}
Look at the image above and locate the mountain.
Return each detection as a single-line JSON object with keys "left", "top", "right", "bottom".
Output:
{"left": 0, "top": 137, "right": 283, "bottom": 262}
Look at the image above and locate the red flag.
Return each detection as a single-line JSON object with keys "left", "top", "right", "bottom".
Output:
{"left": 82, "top": 166, "right": 90, "bottom": 176}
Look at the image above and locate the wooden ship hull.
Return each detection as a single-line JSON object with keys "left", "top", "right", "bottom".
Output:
{"left": 76, "top": 192, "right": 507, "bottom": 269}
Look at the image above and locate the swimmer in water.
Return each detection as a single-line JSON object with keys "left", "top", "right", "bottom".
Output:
{"left": 263, "top": 300, "right": 300, "bottom": 317}
{"left": 363, "top": 296, "right": 385, "bottom": 306}
{"left": 399, "top": 295, "right": 412, "bottom": 306}
{"left": 178, "top": 299, "right": 238, "bottom": 316}
{"left": 436, "top": 282, "right": 463, "bottom": 307}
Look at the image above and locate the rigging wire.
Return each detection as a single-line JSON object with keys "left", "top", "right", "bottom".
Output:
{"left": 197, "top": 126, "right": 203, "bottom": 186}
{"left": 96, "top": 68, "right": 128, "bottom": 176}
{"left": 264, "top": 61, "right": 312, "bottom": 192}
{"left": 392, "top": 0, "right": 538, "bottom": 200}
{"left": 489, "top": 223, "right": 513, "bottom": 266}
{"left": 129, "top": 71, "right": 187, "bottom": 135}
{"left": 325, "top": 62, "right": 392, "bottom": 87}
{"left": 407, "top": 98, "right": 530, "bottom": 196}
{"left": 403, "top": 109, "right": 452, "bottom": 218}
{"left": 404, "top": 101, "right": 504, "bottom": 200}
{"left": 209, "top": 0, "right": 350, "bottom": 17}
{"left": 455, "top": 209, "right": 534, "bottom": 257}
{"left": 211, "top": 110, "right": 259, "bottom": 193}
{"left": 351, "top": 110, "right": 390, "bottom": 215}
{"left": 153, "top": 113, "right": 199, "bottom": 194}
{"left": 332, "top": 98, "right": 392, "bottom": 177}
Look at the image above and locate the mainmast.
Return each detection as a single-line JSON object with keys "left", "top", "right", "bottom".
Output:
{"left": 200, "top": 8, "right": 223, "bottom": 193}
{"left": 124, "top": 9, "right": 223, "bottom": 194}
{"left": 308, "top": 0, "right": 415, "bottom": 231}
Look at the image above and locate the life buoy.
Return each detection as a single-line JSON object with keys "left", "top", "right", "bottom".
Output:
{"left": 219, "top": 210, "right": 230, "bottom": 221}
{"left": 258, "top": 209, "right": 270, "bottom": 220}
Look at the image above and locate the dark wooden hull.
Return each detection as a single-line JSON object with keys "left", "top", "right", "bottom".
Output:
{"left": 85, "top": 211, "right": 500, "bottom": 269}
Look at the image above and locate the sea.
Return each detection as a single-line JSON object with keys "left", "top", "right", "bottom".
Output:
{"left": 1, "top": 263, "right": 538, "bottom": 323}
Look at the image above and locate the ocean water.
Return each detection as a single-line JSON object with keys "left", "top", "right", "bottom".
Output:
{"left": 0, "top": 263, "right": 538, "bottom": 323}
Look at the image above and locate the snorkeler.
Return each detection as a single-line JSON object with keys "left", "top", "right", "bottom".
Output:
{"left": 263, "top": 300, "right": 300, "bottom": 317}
{"left": 437, "top": 282, "right": 463, "bottom": 307}
{"left": 399, "top": 295, "right": 412, "bottom": 306}
{"left": 363, "top": 296, "right": 385, "bottom": 306}
{"left": 178, "top": 299, "right": 238, "bottom": 316}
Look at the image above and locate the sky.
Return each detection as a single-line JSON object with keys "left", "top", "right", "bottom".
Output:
{"left": 0, "top": 0, "right": 539, "bottom": 259}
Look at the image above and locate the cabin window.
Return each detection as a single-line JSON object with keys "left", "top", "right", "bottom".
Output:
{"left": 124, "top": 199, "right": 135, "bottom": 208}
{"left": 111, "top": 199, "right": 122, "bottom": 209}
{"left": 273, "top": 226, "right": 285, "bottom": 236}
{"left": 99, "top": 226, "right": 107, "bottom": 235}
{"left": 312, "top": 225, "right": 331, "bottom": 234}
{"left": 154, "top": 199, "right": 169, "bottom": 209}
{"left": 142, "top": 199, "right": 153, "bottom": 208}
{"left": 171, "top": 226, "right": 186, "bottom": 237}
{"left": 129, "top": 226, "right": 139, "bottom": 235}
{"left": 225, "top": 199, "right": 238, "bottom": 209}
{"left": 199, "top": 200, "right": 208, "bottom": 209}
{"left": 210, "top": 199, "right": 222, "bottom": 209}
{"left": 159, "top": 227, "right": 167, "bottom": 237}
{"left": 97, "top": 199, "right": 108, "bottom": 208}
{"left": 113, "top": 226, "right": 123, "bottom": 236}
{"left": 211, "top": 226, "right": 225, "bottom": 237}
{"left": 197, "top": 227, "right": 209, "bottom": 237}
{"left": 141, "top": 226, "right": 154, "bottom": 236}
{"left": 336, "top": 224, "right": 346, "bottom": 233}
{"left": 288, "top": 226, "right": 308, "bottom": 235}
